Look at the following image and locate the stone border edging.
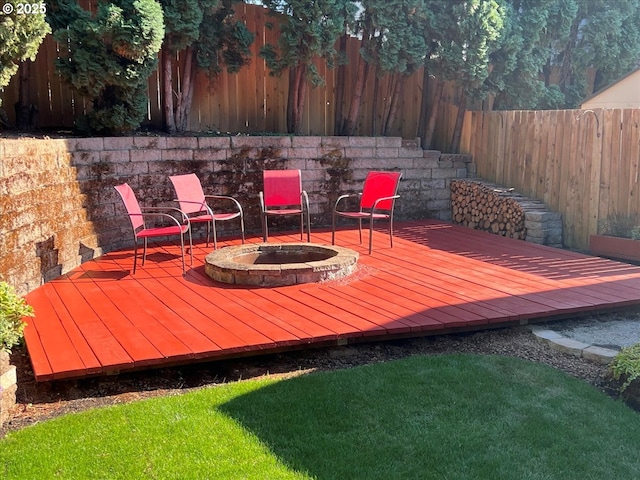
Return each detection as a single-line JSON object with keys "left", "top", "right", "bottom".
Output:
{"left": 529, "top": 325, "right": 618, "bottom": 364}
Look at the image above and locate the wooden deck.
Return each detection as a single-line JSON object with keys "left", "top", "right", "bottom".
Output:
{"left": 24, "top": 220, "right": 640, "bottom": 381}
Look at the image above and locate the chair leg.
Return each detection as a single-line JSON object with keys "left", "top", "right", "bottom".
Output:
{"left": 187, "top": 227, "right": 193, "bottom": 266}
{"left": 299, "top": 213, "right": 304, "bottom": 241}
{"left": 133, "top": 240, "right": 139, "bottom": 274}
{"left": 331, "top": 211, "right": 336, "bottom": 245}
{"left": 305, "top": 210, "right": 311, "bottom": 242}
{"left": 358, "top": 219, "right": 363, "bottom": 244}
{"left": 179, "top": 230, "right": 186, "bottom": 274}
{"left": 205, "top": 221, "right": 211, "bottom": 247}
{"left": 389, "top": 216, "right": 394, "bottom": 248}
{"left": 369, "top": 215, "right": 374, "bottom": 254}
{"left": 262, "top": 214, "right": 268, "bottom": 242}
{"left": 142, "top": 238, "right": 148, "bottom": 265}
{"left": 240, "top": 214, "right": 246, "bottom": 244}
{"left": 212, "top": 219, "right": 218, "bottom": 250}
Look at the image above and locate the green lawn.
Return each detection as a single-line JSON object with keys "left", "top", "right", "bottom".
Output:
{"left": 1, "top": 354, "right": 639, "bottom": 479}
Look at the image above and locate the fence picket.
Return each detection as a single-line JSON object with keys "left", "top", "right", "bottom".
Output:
{"left": 461, "top": 107, "right": 639, "bottom": 250}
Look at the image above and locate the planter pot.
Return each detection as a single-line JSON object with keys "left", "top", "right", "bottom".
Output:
{"left": 0, "top": 350, "right": 17, "bottom": 427}
{"left": 589, "top": 235, "right": 640, "bottom": 262}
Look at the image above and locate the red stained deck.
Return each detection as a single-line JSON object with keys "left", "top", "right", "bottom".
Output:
{"left": 24, "top": 220, "right": 640, "bottom": 381}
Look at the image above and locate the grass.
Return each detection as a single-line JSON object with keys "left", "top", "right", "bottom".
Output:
{"left": 2, "top": 354, "right": 640, "bottom": 479}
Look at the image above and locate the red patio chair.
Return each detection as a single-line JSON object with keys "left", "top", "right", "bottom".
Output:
{"left": 114, "top": 183, "right": 193, "bottom": 274}
{"left": 332, "top": 171, "right": 402, "bottom": 254}
{"left": 259, "top": 169, "right": 311, "bottom": 242}
{"left": 169, "top": 173, "right": 245, "bottom": 249}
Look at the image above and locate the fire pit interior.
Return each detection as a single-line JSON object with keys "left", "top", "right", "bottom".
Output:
{"left": 205, "top": 243, "right": 358, "bottom": 287}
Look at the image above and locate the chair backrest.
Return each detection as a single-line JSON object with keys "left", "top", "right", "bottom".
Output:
{"left": 360, "top": 171, "right": 402, "bottom": 211}
{"left": 169, "top": 173, "right": 207, "bottom": 215}
{"left": 263, "top": 169, "right": 302, "bottom": 207}
{"left": 114, "top": 183, "right": 144, "bottom": 231}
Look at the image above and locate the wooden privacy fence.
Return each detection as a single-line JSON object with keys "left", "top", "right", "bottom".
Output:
{"left": 460, "top": 108, "right": 640, "bottom": 250}
{"left": 0, "top": 2, "right": 466, "bottom": 146}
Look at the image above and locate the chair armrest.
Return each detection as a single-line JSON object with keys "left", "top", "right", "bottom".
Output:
{"left": 140, "top": 206, "right": 191, "bottom": 225}
{"left": 334, "top": 193, "right": 361, "bottom": 212}
{"left": 204, "top": 195, "right": 244, "bottom": 215}
{"left": 172, "top": 199, "right": 207, "bottom": 208}
{"left": 371, "top": 195, "right": 400, "bottom": 212}
{"left": 301, "top": 190, "right": 310, "bottom": 211}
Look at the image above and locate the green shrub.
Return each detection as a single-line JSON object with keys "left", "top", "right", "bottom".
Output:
{"left": 609, "top": 343, "right": 640, "bottom": 393}
{"left": 49, "top": 0, "right": 164, "bottom": 135}
{"left": 0, "top": 282, "right": 34, "bottom": 353}
{"left": 631, "top": 226, "right": 640, "bottom": 241}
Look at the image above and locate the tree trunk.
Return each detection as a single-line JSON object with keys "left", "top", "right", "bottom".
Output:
{"left": 558, "top": 17, "right": 580, "bottom": 96}
{"left": 295, "top": 76, "right": 307, "bottom": 135}
{"left": 162, "top": 48, "right": 176, "bottom": 134}
{"left": 288, "top": 64, "right": 307, "bottom": 134}
{"left": 341, "top": 37, "right": 370, "bottom": 136}
{"left": 162, "top": 47, "right": 196, "bottom": 133}
{"left": 417, "top": 70, "right": 430, "bottom": 142}
{"left": 383, "top": 73, "right": 403, "bottom": 136}
{"left": 450, "top": 90, "right": 467, "bottom": 153}
{"left": 333, "top": 34, "right": 347, "bottom": 134}
{"left": 286, "top": 69, "right": 295, "bottom": 133}
{"left": 176, "top": 46, "right": 195, "bottom": 132}
{"left": 423, "top": 79, "right": 444, "bottom": 148}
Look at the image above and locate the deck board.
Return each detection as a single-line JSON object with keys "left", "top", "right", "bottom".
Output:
{"left": 23, "top": 220, "right": 640, "bottom": 381}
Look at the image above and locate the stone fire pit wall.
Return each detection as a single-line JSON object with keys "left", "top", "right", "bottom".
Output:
{"left": 0, "top": 135, "right": 473, "bottom": 295}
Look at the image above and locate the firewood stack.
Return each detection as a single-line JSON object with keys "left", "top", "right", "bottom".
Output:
{"left": 451, "top": 180, "right": 527, "bottom": 240}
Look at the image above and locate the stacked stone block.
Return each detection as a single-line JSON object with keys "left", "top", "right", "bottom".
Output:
{"left": 524, "top": 210, "right": 563, "bottom": 248}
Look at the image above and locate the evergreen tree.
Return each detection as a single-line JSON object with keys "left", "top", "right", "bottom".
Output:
{"left": 260, "top": 0, "right": 355, "bottom": 134}
{"left": 420, "top": 0, "right": 505, "bottom": 149}
{"left": 493, "top": 0, "right": 640, "bottom": 110}
{"left": 446, "top": 0, "right": 505, "bottom": 151}
{"left": 48, "top": 0, "right": 164, "bottom": 135}
{"left": 340, "top": 0, "right": 426, "bottom": 136}
{"left": 0, "top": 1, "right": 50, "bottom": 117}
{"left": 159, "top": 0, "right": 253, "bottom": 133}
{"left": 556, "top": 0, "right": 640, "bottom": 107}
{"left": 492, "top": 0, "right": 577, "bottom": 110}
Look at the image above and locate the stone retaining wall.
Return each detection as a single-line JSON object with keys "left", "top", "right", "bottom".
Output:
{"left": 1, "top": 135, "right": 472, "bottom": 295}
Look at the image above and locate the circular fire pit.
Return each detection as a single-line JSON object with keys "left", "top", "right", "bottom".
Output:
{"left": 205, "top": 243, "right": 358, "bottom": 287}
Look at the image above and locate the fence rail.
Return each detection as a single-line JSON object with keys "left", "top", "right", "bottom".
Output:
{"left": 460, "top": 108, "right": 640, "bottom": 250}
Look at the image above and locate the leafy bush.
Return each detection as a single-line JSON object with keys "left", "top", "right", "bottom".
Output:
{"left": 632, "top": 226, "right": 640, "bottom": 241}
{"left": 0, "top": 282, "right": 34, "bottom": 353}
{"left": 609, "top": 343, "right": 640, "bottom": 393}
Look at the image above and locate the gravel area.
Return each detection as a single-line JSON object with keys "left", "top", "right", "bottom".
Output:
{"left": 5, "top": 310, "right": 635, "bottom": 439}
{"left": 545, "top": 311, "right": 640, "bottom": 350}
